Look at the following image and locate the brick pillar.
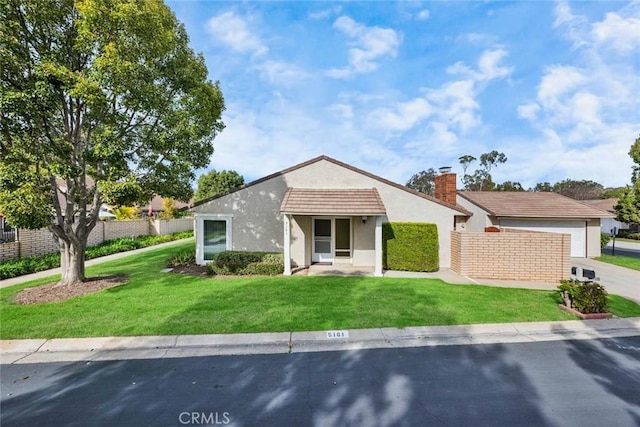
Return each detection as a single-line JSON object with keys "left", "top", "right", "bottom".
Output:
{"left": 434, "top": 173, "right": 457, "bottom": 205}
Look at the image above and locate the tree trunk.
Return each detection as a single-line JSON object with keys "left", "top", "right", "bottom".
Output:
{"left": 59, "top": 239, "right": 86, "bottom": 285}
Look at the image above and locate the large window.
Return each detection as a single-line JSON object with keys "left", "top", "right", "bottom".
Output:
{"left": 196, "top": 214, "right": 232, "bottom": 264}
{"left": 204, "top": 220, "right": 227, "bottom": 260}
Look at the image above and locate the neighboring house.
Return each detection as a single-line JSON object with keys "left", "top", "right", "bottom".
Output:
{"left": 457, "top": 191, "right": 613, "bottom": 257}
{"left": 581, "top": 198, "right": 632, "bottom": 235}
{"left": 191, "top": 155, "right": 471, "bottom": 275}
{"left": 144, "top": 195, "right": 192, "bottom": 218}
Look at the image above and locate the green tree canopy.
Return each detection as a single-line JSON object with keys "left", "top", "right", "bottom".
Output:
{"left": 0, "top": 0, "right": 225, "bottom": 285}
{"left": 194, "top": 169, "right": 244, "bottom": 202}
{"left": 405, "top": 168, "right": 438, "bottom": 196}
{"left": 459, "top": 151, "right": 507, "bottom": 191}
{"left": 615, "top": 135, "right": 640, "bottom": 224}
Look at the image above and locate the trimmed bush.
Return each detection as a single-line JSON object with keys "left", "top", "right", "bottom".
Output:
{"left": 382, "top": 222, "right": 439, "bottom": 272}
{"left": 208, "top": 251, "right": 284, "bottom": 276}
{"left": 558, "top": 279, "right": 609, "bottom": 314}
{"left": 600, "top": 233, "right": 611, "bottom": 248}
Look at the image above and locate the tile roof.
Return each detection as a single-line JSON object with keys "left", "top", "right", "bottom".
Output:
{"left": 280, "top": 188, "right": 386, "bottom": 215}
{"left": 457, "top": 191, "right": 613, "bottom": 218}
{"left": 191, "top": 155, "right": 471, "bottom": 215}
{"left": 581, "top": 198, "right": 618, "bottom": 213}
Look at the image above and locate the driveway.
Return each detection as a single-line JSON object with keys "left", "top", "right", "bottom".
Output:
{"left": 571, "top": 257, "right": 640, "bottom": 305}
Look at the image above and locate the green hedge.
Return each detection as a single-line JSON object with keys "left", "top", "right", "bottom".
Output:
{"left": 382, "top": 222, "right": 439, "bottom": 272}
{"left": 208, "top": 251, "right": 284, "bottom": 276}
{"left": 0, "top": 230, "right": 194, "bottom": 279}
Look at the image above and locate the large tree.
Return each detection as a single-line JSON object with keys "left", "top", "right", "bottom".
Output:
{"left": 552, "top": 179, "right": 604, "bottom": 200}
{"left": 0, "top": 0, "right": 225, "bottom": 285}
{"left": 615, "top": 135, "right": 640, "bottom": 225}
{"left": 459, "top": 150, "right": 507, "bottom": 191}
{"left": 194, "top": 169, "right": 244, "bottom": 202}
{"left": 405, "top": 168, "right": 437, "bottom": 196}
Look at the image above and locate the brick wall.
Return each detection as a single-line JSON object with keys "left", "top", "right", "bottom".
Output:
{"left": 0, "top": 218, "right": 193, "bottom": 262}
{"left": 18, "top": 228, "right": 60, "bottom": 258}
{"left": 0, "top": 241, "right": 20, "bottom": 262}
{"left": 450, "top": 229, "right": 571, "bottom": 282}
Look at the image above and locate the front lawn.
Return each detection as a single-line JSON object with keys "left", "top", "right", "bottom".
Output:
{"left": 596, "top": 254, "right": 640, "bottom": 272}
{"left": 2, "top": 242, "right": 639, "bottom": 339}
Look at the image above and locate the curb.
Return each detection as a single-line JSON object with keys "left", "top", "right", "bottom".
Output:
{"left": 2, "top": 317, "right": 639, "bottom": 364}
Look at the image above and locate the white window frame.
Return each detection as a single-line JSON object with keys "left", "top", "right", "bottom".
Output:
{"left": 195, "top": 214, "right": 233, "bottom": 265}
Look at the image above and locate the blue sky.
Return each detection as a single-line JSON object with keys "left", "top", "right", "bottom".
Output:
{"left": 167, "top": 0, "right": 640, "bottom": 189}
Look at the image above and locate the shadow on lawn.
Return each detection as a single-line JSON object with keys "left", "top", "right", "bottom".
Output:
{"left": 1, "top": 339, "right": 555, "bottom": 425}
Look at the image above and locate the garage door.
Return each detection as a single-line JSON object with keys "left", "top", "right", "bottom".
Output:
{"left": 500, "top": 220, "right": 587, "bottom": 257}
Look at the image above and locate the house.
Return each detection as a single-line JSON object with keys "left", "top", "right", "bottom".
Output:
{"left": 456, "top": 191, "right": 613, "bottom": 257}
{"left": 581, "top": 198, "right": 632, "bottom": 235}
{"left": 191, "top": 156, "right": 471, "bottom": 275}
{"left": 144, "top": 195, "right": 192, "bottom": 218}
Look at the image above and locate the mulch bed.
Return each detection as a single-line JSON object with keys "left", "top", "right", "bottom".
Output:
{"left": 14, "top": 274, "right": 129, "bottom": 305}
{"left": 170, "top": 265, "right": 210, "bottom": 276}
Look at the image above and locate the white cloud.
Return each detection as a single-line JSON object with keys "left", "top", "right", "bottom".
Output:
{"left": 308, "top": 6, "right": 342, "bottom": 20}
{"left": 517, "top": 103, "right": 540, "bottom": 121}
{"left": 512, "top": 1, "right": 639, "bottom": 187}
{"left": 537, "top": 65, "right": 587, "bottom": 103}
{"left": 257, "top": 61, "right": 311, "bottom": 85}
{"left": 447, "top": 48, "right": 513, "bottom": 82}
{"left": 327, "top": 103, "right": 354, "bottom": 121}
{"left": 326, "top": 16, "right": 401, "bottom": 79}
{"left": 416, "top": 10, "right": 430, "bottom": 21}
{"left": 592, "top": 12, "right": 640, "bottom": 54}
{"left": 206, "top": 12, "right": 267, "bottom": 56}
{"left": 369, "top": 98, "right": 432, "bottom": 131}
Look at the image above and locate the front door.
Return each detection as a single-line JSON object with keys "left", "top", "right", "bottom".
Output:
{"left": 313, "top": 218, "right": 332, "bottom": 263}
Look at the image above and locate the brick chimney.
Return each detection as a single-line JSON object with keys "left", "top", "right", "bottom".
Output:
{"left": 434, "top": 167, "right": 457, "bottom": 205}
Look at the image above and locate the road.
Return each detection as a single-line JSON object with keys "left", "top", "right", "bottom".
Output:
{"left": 2, "top": 337, "right": 639, "bottom": 426}
{"left": 603, "top": 239, "right": 640, "bottom": 259}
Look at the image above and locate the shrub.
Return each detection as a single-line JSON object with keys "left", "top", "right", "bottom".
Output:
{"left": 382, "top": 222, "right": 439, "bottom": 272}
{"left": 167, "top": 250, "right": 196, "bottom": 267}
{"left": 558, "top": 279, "right": 609, "bottom": 314}
{"left": 600, "top": 233, "right": 611, "bottom": 248}
{"left": 208, "top": 251, "right": 284, "bottom": 276}
{"left": 617, "top": 230, "right": 640, "bottom": 240}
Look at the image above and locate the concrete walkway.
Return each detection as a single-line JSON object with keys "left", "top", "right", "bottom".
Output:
{"left": 2, "top": 317, "right": 638, "bottom": 364}
{"left": 0, "top": 238, "right": 193, "bottom": 289}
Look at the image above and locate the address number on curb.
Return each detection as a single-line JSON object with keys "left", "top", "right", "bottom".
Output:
{"left": 326, "top": 330, "right": 349, "bottom": 339}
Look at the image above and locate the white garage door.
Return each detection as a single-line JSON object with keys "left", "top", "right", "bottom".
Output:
{"left": 500, "top": 220, "right": 587, "bottom": 257}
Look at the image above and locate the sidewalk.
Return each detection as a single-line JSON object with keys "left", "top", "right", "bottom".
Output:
{"left": 2, "top": 317, "right": 639, "bottom": 364}
{"left": 0, "top": 238, "right": 193, "bottom": 289}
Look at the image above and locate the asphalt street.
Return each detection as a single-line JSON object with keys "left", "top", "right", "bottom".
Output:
{"left": 2, "top": 336, "right": 639, "bottom": 427}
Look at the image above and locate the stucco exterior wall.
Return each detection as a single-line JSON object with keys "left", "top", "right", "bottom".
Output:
{"left": 193, "top": 176, "right": 289, "bottom": 253}
{"left": 587, "top": 218, "right": 602, "bottom": 258}
{"left": 290, "top": 215, "right": 311, "bottom": 267}
{"left": 456, "top": 196, "right": 494, "bottom": 232}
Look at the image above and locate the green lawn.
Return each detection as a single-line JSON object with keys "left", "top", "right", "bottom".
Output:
{"left": 2, "top": 241, "right": 639, "bottom": 339}
{"left": 596, "top": 254, "right": 640, "bottom": 271}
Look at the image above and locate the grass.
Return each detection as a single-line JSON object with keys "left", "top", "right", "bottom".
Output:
{"left": 2, "top": 241, "right": 639, "bottom": 339}
{"left": 596, "top": 254, "right": 640, "bottom": 271}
